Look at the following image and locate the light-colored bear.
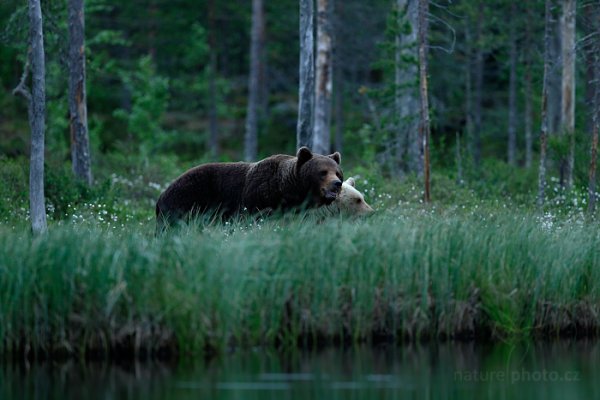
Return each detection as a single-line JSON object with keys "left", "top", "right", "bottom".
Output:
{"left": 315, "top": 177, "right": 374, "bottom": 217}
{"left": 334, "top": 177, "right": 374, "bottom": 215}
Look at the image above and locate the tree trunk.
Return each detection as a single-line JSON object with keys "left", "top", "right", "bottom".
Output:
{"left": 465, "top": 24, "right": 474, "bottom": 166}
{"left": 397, "top": 0, "right": 420, "bottom": 175}
{"left": 456, "top": 131, "right": 463, "bottom": 184}
{"left": 418, "top": 0, "right": 430, "bottom": 202}
{"left": 473, "top": 1, "right": 484, "bottom": 167}
{"left": 258, "top": 11, "right": 268, "bottom": 121}
{"left": 590, "top": 118, "right": 599, "bottom": 214}
{"left": 394, "top": 0, "right": 405, "bottom": 174}
{"left": 524, "top": 2, "right": 533, "bottom": 168}
{"left": 332, "top": 0, "right": 343, "bottom": 153}
{"left": 313, "top": 0, "right": 333, "bottom": 155}
{"left": 14, "top": 0, "right": 48, "bottom": 234}
{"left": 588, "top": 4, "right": 599, "bottom": 214}
{"left": 560, "top": 0, "right": 576, "bottom": 188}
{"left": 507, "top": 2, "right": 517, "bottom": 166}
{"left": 208, "top": 52, "right": 219, "bottom": 159}
{"left": 585, "top": 45, "right": 596, "bottom": 136}
{"left": 68, "top": 0, "right": 93, "bottom": 185}
{"left": 30, "top": 0, "right": 47, "bottom": 233}
{"left": 207, "top": 0, "right": 219, "bottom": 158}
{"left": 297, "top": 0, "right": 315, "bottom": 149}
{"left": 465, "top": 24, "right": 474, "bottom": 169}
{"left": 333, "top": 41, "right": 343, "bottom": 153}
{"left": 538, "top": 0, "right": 552, "bottom": 209}
{"left": 547, "top": 7, "right": 562, "bottom": 137}
{"left": 244, "top": 0, "right": 264, "bottom": 161}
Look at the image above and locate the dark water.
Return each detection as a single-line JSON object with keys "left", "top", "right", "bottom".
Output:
{"left": 1, "top": 342, "right": 599, "bottom": 400}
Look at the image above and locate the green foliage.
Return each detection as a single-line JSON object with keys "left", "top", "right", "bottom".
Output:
{"left": 113, "top": 56, "right": 170, "bottom": 156}
{"left": 183, "top": 23, "right": 210, "bottom": 68}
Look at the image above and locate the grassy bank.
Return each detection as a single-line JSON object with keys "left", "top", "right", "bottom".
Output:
{"left": 1, "top": 209, "right": 599, "bottom": 360}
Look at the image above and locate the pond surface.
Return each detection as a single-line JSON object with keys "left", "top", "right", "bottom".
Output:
{"left": 1, "top": 342, "right": 598, "bottom": 400}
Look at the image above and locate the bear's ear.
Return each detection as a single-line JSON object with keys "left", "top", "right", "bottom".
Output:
{"left": 345, "top": 177, "right": 355, "bottom": 187}
{"left": 328, "top": 152, "right": 341, "bottom": 165}
{"left": 296, "top": 146, "right": 313, "bottom": 168}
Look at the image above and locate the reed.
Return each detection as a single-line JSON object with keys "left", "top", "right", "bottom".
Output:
{"left": 1, "top": 209, "right": 598, "bottom": 359}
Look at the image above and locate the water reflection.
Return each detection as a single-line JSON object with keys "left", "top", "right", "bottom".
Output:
{"left": 1, "top": 341, "right": 598, "bottom": 399}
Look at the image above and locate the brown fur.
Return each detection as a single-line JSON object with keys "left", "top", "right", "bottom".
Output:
{"left": 156, "top": 147, "right": 342, "bottom": 229}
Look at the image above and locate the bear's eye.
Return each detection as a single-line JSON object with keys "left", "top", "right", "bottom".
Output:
{"left": 355, "top": 199, "right": 361, "bottom": 204}
{"left": 320, "top": 170, "right": 328, "bottom": 177}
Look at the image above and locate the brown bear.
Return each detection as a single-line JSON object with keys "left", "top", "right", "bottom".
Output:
{"left": 156, "top": 147, "right": 343, "bottom": 229}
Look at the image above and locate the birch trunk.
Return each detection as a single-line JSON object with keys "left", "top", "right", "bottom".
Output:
{"left": 473, "top": 1, "right": 484, "bottom": 167}
{"left": 313, "top": 0, "right": 333, "bottom": 155}
{"left": 13, "top": 0, "right": 48, "bottom": 234}
{"left": 547, "top": 9, "right": 562, "bottom": 137}
{"left": 297, "top": 0, "right": 315, "bottom": 149}
{"left": 507, "top": 2, "right": 517, "bottom": 166}
{"left": 244, "top": 0, "right": 264, "bottom": 161}
{"left": 68, "top": 0, "right": 93, "bottom": 185}
{"left": 538, "top": 0, "right": 552, "bottom": 209}
{"left": 524, "top": 2, "right": 533, "bottom": 168}
{"left": 397, "top": 0, "right": 420, "bottom": 175}
{"left": 208, "top": 0, "right": 219, "bottom": 158}
{"left": 590, "top": 118, "right": 599, "bottom": 214}
{"left": 588, "top": 4, "right": 599, "bottom": 214}
{"left": 333, "top": 47, "right": 343, "bottom": 153}
{"left": 465, "top": 24, "right": 474, "bottom": 169}
{"left": 30, "top": 0, "right": 47, "bottom": 234}
{"left": 394, "top": 0, "right": 406, "bottom": 173}
{"left": 418, "top": 0, "right": 430, "bottom": 202}
{"left": 560, "top": 0, "right": 576, "bottom": 188}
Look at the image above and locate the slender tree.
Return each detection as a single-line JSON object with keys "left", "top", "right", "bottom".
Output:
{"left": 68, "top": 0, "right": 93, "bottom": 185}
{"left": 13, "top": 0, "right": 47, "bottom": 234}
{"left": 396, "top": 0, "right": 420, "bottom": 175}
{"left": 584, "top": 2, "right": 597, "bottom": 135}
{"left": 507, "top": 2, "right": 517, "bottom": 166}
{"left": 456, "top": 131, "right": 463, "bottom": 184}
{"left": 547, "top": 4, "right": 562, "bottom": 138}
{"left": 313, "top": 0, "right": 333, "bottom": 155}
{"left": 465, "top": 24, "right": 474, "bottom": 168}
{"left": 297, "top": 0, "right": 315, "bottom": 149}
{"left": 207, "top": 0, "right": 219, "bottom": 158}
{"left": 472, "top": 1, "right": 484, "bottom": 167}
{"left": 524, "top": 2, "right": 534, "bottom": 168}
{"left": 588, "top": 2, "right": 599, "bottom": 214}
{"left": 538, "top": 0, "right": 552, "bottom": 209}
{"left": 590, "top": 105, "right": 598, "bottom": 214}
{"left": 418, "top": 0, "right": 430, "bottom": 202}
{"left": 258, "top": 11, "right": 268, "bottom": 121}
{"left": 333, "top": 69, "right": 344, "bottom": 153}
{"left": 394, "top": 0, "right": 406, "bottom": 174}
{"left": 560, "top": 0, "right": 576, "bottom": 188}
{"left": 244, "top": 0, "right": 264, "bottom": 161}
{"left": 333, "top": 0, "right": 343, "bottom": 153}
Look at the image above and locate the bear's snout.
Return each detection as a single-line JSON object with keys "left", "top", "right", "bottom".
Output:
{"left": 327, "top": 179, "right": 343, "bottom": 196}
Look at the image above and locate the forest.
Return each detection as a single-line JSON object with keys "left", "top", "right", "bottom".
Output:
{"left": 0, "top": 0, "right": 599, "bottom": 360}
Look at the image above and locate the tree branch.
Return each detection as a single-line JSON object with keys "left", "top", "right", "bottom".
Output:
{"left": 13, "top": 49, "right": 32, "bottom": 103}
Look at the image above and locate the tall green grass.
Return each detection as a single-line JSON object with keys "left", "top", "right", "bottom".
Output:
{"left": 0, "top": 210, "right": 599, "bottom": 359}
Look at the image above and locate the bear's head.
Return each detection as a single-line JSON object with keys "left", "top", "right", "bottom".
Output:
{"left": 334, "top": 177, "right": 374, "bottom": 216}
{"left": 296, "top": 147, "right": 343, "bottom": 205}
